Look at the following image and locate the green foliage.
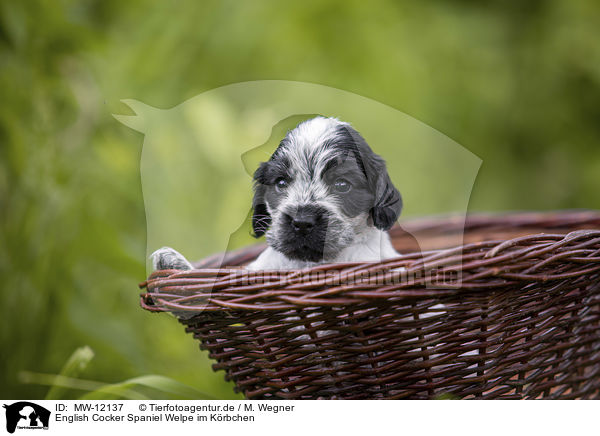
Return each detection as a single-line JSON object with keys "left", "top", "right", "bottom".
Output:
{"left": 435, "top": 393, "right": 460, "bottom": 400}
{"left": 1, "top": 0, "right": 599, "bottom": 399}
{"left": 19, "top": 347, "right": 218, "bottom": 400}
{"left": 44, "top": 346, "right": 95, "bottom": 400}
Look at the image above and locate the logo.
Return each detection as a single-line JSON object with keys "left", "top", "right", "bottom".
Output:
{"left": 3, "top": 402, "right": 50, "bottom": 434}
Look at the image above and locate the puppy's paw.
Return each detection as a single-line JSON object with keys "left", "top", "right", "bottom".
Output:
{"left": 151, "top": 247, "right": 193, "bottom": 271}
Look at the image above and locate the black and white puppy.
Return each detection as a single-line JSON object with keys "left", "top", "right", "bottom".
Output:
{"left": 152, "top": 116, "right": 402, "bottom": 271}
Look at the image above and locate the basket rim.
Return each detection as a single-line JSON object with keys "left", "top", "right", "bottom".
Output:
{"left": 140, "top": 210, "right": 600, "bottom": 312}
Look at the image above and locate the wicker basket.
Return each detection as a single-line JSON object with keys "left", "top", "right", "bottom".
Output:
{"left": 140, "top": 211, "right": 600, "bottom": 399}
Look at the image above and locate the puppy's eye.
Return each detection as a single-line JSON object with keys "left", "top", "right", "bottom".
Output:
{"left": 275, "top": 178, "right": 288, "bottom": 192}
{"left": 334, "top": 178, "right": 352, "bottom": 193}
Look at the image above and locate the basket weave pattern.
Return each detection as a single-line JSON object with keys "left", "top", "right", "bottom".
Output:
{"left": 140, "top": 212, "right": 600, "bottom": 399}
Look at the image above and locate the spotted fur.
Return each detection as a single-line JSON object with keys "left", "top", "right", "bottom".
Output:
{"left": 248, "top": 116, "right": 402, "bottom": 270}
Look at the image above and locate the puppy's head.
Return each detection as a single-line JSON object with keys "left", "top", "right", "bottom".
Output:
{"left": 252, "top": 116, "right": 402, "bottom": 262}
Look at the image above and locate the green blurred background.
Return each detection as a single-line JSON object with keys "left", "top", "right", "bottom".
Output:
{"left": 1, "top": 0, "right": 599, "bottom": 399}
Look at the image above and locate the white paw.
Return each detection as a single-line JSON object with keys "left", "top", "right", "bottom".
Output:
{"left": 151, "top": 247, "right": 193, "bottom": 271}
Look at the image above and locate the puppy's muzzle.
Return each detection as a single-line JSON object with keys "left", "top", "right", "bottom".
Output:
{"left": 277, "top": 204, "right": 330, "bottom": 262}
{"left": 283, "top": 204, "right": 327, "bottom": 236}
{"left": 283, "top": 205, "right": 325, "bottom": 235}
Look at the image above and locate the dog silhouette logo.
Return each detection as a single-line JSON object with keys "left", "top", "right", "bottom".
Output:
{"left": 115, "top": 80, "right": 481, "bottom": 287}
{"left": 3, "top": 402, "right": 50, "bottom": 433}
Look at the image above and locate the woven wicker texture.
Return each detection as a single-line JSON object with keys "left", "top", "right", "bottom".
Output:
{"left": 140, "top": 211, "right": 600, "bottom": 399}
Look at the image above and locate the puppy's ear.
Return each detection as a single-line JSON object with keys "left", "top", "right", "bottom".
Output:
{"left": 252, "top": 163, "right": 271, "bottom": 238}
{"left": 368, "top": 155, "right": 402, "bottom": 231}
{"left": 335, "top": 124, "right": 402, "bottom": 231}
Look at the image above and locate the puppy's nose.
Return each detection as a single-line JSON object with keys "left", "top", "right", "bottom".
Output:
{"left": 292, "top": 216, "right": 315, "bottom": 234}
{"left": 286, "top": 205, "right": 323, "bottom": 235}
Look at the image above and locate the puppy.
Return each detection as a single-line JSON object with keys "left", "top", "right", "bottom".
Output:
{"left": 152, "top": 116, "right": 402, "bottom": 271}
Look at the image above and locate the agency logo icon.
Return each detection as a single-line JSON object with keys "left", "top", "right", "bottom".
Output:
{"left": 115, "top": 80, "right": 481, "bottom": 291}
{"left": 3, "top": 402, "right": 50, "bottom": 434}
